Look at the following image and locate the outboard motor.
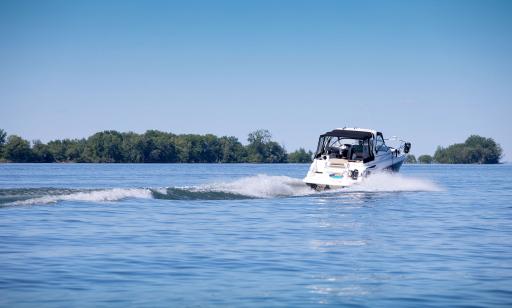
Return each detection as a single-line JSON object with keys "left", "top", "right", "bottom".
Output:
{"left": 351, "top": 169, "right": 359, "bottom": 180}
{"left": 404, "top": 142, "right": 411, "bottom": 154}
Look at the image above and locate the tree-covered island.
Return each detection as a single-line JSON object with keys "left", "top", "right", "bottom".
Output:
{"left": 0, "top": 128, "right": 313, "bottom": 163}
{"left": 405, "top": 135, "right": 503, "bottom": 164}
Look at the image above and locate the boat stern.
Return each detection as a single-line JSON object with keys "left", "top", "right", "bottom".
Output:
{"left": 303, "top": 159, "right": 365, "bottom": 189}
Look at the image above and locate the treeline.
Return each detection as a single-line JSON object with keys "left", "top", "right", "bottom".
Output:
{"left": 0, "top": 129, "right": 313, "bottom": 163}
{"left": 405, "top": 135, "right": 502, "bottom": 164}
{"left": 405, "top": 154, "right": 434, "bottom": 164}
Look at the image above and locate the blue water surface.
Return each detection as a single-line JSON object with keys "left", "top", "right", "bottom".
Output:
{"left": 0, "top": 164, "right": 511, "bottom": 307}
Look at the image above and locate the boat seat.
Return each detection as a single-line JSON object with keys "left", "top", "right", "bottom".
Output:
{"left": 352, "top": 153, "right": 365, "bottom": 160}
{"left": 327, "top": 146, "right": 342, "bottom": 156}
{"left": 328, "top": 158, "right": 348, "bottom": 167}
{"left": 351, "top": 145, "right": 370, "bottom": 161}
{"left": 351, "top": 150, "right": 370, "bottom": 160}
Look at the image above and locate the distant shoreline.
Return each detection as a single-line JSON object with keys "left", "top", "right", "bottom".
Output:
{"left": 403, "top": 135, "right": 502, "bottom": 165}
{"left": 0, "top": 129, "right": 502, "bottom": 164}
{"left": 0, "top": 129, "right": 313, "bottom": 164}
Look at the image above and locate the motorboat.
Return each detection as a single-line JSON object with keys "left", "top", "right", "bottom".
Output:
{"left": 303, "top": 127, "right": 411, "bottom": 190}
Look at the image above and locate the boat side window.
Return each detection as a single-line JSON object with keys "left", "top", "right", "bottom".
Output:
{"left": 315, "top": 137, "right": 325, "bottom": 158}
{"left": 376, "top": 135, "right": 388, "bottom": 153}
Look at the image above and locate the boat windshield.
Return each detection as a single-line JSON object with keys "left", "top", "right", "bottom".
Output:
{"left": 315, "top": 136, "right": 374, "bottom": 162}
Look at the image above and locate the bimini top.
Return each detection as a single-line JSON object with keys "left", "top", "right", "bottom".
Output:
{"left": 321, "top": 129, "right": 375, "bottom": 139}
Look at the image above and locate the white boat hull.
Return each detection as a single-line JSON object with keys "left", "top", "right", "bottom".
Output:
{"left": 303, "top": 155, "right": 405, "bottom": 189}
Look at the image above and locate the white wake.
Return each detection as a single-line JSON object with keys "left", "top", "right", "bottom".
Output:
{"left": 6, "top": 173, "right": 441, "bottom": 206}
{"left": 10, "top": 188, "right": 153, "bottom": 206}
{"left": 346, "top": 172, "right": 442, "bottom": 192}
{"left": 194, "top": 173, "right": 440, "bottom": 198}
{"left": 193, "top": 174, "right": 314, "bottom": 198}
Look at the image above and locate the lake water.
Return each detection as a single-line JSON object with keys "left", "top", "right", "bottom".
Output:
{"left": 0, "top": 163, "right": 511, "bottom": 307}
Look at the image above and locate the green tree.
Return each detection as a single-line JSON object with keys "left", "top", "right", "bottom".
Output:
{"left": 248, "top": 129, "right": 272, "bottom": 144}
{"left": 47, "top": 140, "right": 67, "bottom": 162}
{"left": 288, "top": 148, "right": 313, "bottom": 163}
{"left": 434, "top": 135, "right": 502, "bottom": 164}
{"left": 199, "top": 134, "right": 221, "bottom": 163}
{"left": 4, "top": 135, "right": 32, "bottom": 162}
{"left": 219, "top": 136, "right": 246, "bottom": 162}
{"left": 405, "top": 154, "right": 417, "bottom": 164}
{"left": 247, "top": 129, "right": 270, "bottom": 162}
{"left": 0, "top": 129, "right": 6, "bottom": 145}
{"left": 0, "top": 128, "right": 6, "bottom": 159}
{"left": 84, "top": 131, "right": 124, "bottom": 162}
{"left": 176, "top": 134, "right": 204, "bottom": 163}
{"left": 32, "top": 140, "right": 54, "bottom": 162}
{"left": 266, "top": 141, "right": 288, "bottom": 163}
{"left": 65, "top": 139, "right": 87, "bottom": 162}
{"left": 463, "top": 135, "right": 502, "bottom": 164}
{"left": 246, "top": 129, "right": 287, "bottom": 163}
{"left": 121, "top": 132, "right": 144, "bottom": 163}
{"left": 418, "top": 154, "right": 433, "bottom": 164}
{"left": 141, "top": 130, "right": 178, "bottom": 163}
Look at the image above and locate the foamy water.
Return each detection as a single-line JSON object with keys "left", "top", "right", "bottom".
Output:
{"left": 9, "top": 188, "right": 153, "bottom": 206}
{"left": 193, "top": 174, "right": 314, "bottom": 198}
{"left": 346, "top": 172, "right": 442, "bottom": 192}
{"left": 4, "top": 173, "right": 441, "bottom": 206}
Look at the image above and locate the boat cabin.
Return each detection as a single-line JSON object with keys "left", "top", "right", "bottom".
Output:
{"left": 314, "top": 129, "right": 386, "bottom": 163}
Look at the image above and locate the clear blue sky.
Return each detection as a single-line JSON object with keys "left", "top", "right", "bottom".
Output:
{"left": 1, "top": 0, "right": 511, "bottom": 160}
